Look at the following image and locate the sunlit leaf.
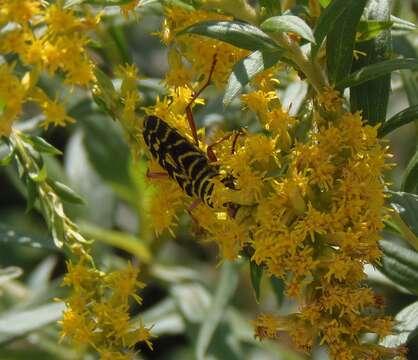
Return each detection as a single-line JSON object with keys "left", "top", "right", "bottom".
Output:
{"left": 379, "top": 104, "right": 418, "bottom": 137}
{"left": 379, "top": 240, "right": 418, "bottom": 295}
{"left": 196, "top": 262, "right": 239, "bottom": 359}
{"left": 0, "top": 302, "right": 65, "bottom": 344}
{"left": 336, "top": 58, "right": 418, "bottom": 90}
{"left": 261, "top": 15, "right": 315, "bottom": 43}
{"left": 380, "top": 300, "right": 418, "bottom": 347}
{"left": 223, "top": 50, "right": 283, "bottom": 106}
{"left": 178, "top": 20, "right": 279, "bottom": 52}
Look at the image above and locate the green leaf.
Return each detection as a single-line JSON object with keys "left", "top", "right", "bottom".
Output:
{"left": 349, "top": 0, "right": 392, "bottom": 125}
{"left": 0, "top": 223, "right": 57, "bottom": 250}
{"left": 389, "top": 191, "right": 418, "bottom": 237}
{"left": 379, "top": 240, "right": 418, "bottom": 295}
{"left": 0, "top": 302, "right": 65, "bottom": 344}
{"left": 402, "top": 148, "right": 418, "bottom": 194}
{"left": 48, "top": 180, "right": 86, "bottom": 205}
{"left": 22, "top": 134, "right": 62, "bottom": 156}
{"left": 249, "top": 261, "right": 263, "bottom": 302}
{"left": 319, "top": 0, "right": 332, "bottom": 6}
{"left": 108, "top": 26, "right": 132, "bottom": 65}
{"left": 171, "top": 283, "right": 211, "bottom": 323}
{"left": 270, "top": 276, "right": 285, "bottom": 306}
{"left": 312, "top": 0, "right": 354, "bottom": 57}
{"left": 259, "top": 0, "right": 282, "bottom": 18}
{"left": 223, "top": 50, "right": 283, "bottom": 106}
{"left": 28, "top": 165, "right": 47, "bottom": 183}
{"left": 336, "top": 58, "right": 418, "bottom": 90}
{"left": 379, "top": 104, "right": 418, "bottom": 137}
{"left": 0, "top": 266, "right": 23, "bottom": 285}
{"left": 93, "top": 68, "right": 118, "bottom": 116}
{"left": 0, "top": 146, "right": 15, "bottom": 166}
{"left": 380, "top": 300, "right": 418, "bottom": 348}
{"left": 391, "top": 15, "right": 417, "bottom": 33}
{"left": 27, "top": 256, "right": 57, "bottom": 291}
{"left": 50, "top": 204, "right": 65, "bottom": 248}
{"left": 402, "top": 70, "right": 418, "bottom": 106}
{"left": 81, "top": 115, "right": 133, "bottom": 195}
{"left": 79, "top": 221, "right": 152, "bottom": 264}
{"left": 326, "top": 0, "right": 367, "bottom": 84}
{"left": 178, "top": 20, "right": 280, "bottom": 52}
{"left": 261, "top": 15, "right": 315, "bottom": 43}
{"left": 196, "top": 261, "right": 239, "bottom": 360}
{"left": 356, "top": 20, "right": 393, "bottom": 42}
{"left": 25, "top": 177, "right": 38, "bottom": 213}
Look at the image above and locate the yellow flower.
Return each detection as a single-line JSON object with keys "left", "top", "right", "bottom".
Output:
{"left": 0, "top": 0, "right": 41, "bottom": 26}
{"left": 318, "top": 86, "right": 343, "bottom": 113}
{"left": 60, "top": 308, "right": 96, "bottom": 346}
{"left": 44, "top": 4, "right": 80, "bottom": 34}
{"left": 120, "top": 0, "right": 141, "bottom": 18}
{"left": 39, "top": 98, "right": 75, "bottom": 128}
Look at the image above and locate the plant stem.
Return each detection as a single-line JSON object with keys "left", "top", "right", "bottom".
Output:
{"left": 272, "top": 33, "right": 328, "bottom": 93}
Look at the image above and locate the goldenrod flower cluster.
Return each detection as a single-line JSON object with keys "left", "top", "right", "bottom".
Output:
{"left": 140, "top": 6, "right": 405, "bottom": 358}
{"left": 0, "top": 0, "right": 97, "bottom": 134}
{"left": 159, "top": 6, "right": 250, "bottom": 88}
{"left": 60, "top": 246, "right": 152, "bottom": 359}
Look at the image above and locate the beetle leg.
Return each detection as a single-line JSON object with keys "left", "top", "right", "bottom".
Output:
{"left": 146, "top": 169, "right": 169, "bottom": 179}
{"left": 185, "top": 54, "right": 218, "bottom": 146}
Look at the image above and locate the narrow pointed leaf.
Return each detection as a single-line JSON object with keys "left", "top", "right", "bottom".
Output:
{"left": 381, "top": 300, "right": 418, "bottom": 347}
{"left": 0, "top": 147, "right": 15, "bottom": 166}
{"left": 379, "top": 240, "right": 418, "bottom": 295}
{"left": 312, "top": 0, "right": 354, "bottom": 57}
{"left": 0, "top": 302, "right": 65, "bottom": 344}
{"left": 336, "top": 58, "right": 418, "bottom": 90}
{"left": 356, "top": 20, "right": 393, "bottom": 42}
{"left": 261, "top": 15, "right": 315, "bottom": 43}
{"left": 178, "top": 20, "right": 279, "bottom": 52}
{"left": 270, "top": 276, "right": 285, "bottom": 306}
{"left": 48, "top": 180, "right": 86, "bottom": 205}
{"left": 350, "top": 0, "right": 392, "bottom": 125}
{"left": 388, "top": 191, "right": 418, "bottom": 237}
{"left": 249, "top": 261, "right": 263, "bottom": 302}
{"left": 0, "top": 266, "right": 23, "bottom": 285}
{"left": 25, "top": 177, "right": 38, "bottom": 212}
{"left": 391, "top": 15, "right": 417, "bottom": 32}
{"left": 22, "top": 134, "right": 62, "bottom": 156}
{"left": 402, "top": 149, "right": 418, "bottom": 194}
{"left": 223, "top": 50, "right": 283, "bottom": 106}
{"left": 326, "top": 0, "right": 367, "bottom": 84}
{"left": 379, "top": 104, "right": 418, "bottom": 137}
{"left": 196, "top": 262, "right": 239, "bottom": 360}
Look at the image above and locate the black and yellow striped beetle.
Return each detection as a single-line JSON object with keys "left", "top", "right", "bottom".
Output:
{"left": 142, "top": 56, "right": 241, "bottom": 215}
